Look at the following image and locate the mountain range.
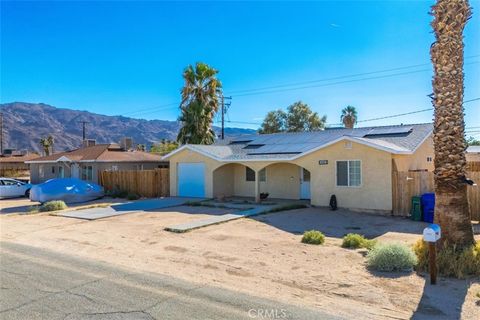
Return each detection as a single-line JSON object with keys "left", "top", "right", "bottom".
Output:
{"left": 0, "top": 102, "right": 256, "bottom": 153}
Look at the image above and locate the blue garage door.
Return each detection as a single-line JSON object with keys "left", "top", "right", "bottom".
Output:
{"left": 177, "top": 162, "right": 205, "bottom": 198}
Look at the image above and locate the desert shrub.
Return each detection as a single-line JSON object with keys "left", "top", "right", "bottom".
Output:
{"left": 27, "top": 206, "right": 40, "bottom": 214}
{"left": 39, "top": 200, "right": 67, "bottom": 212}
{"left": 413, "top": 240, "right": 480, "bottom": 278}
{"left": 126, "top": 192, "right": 140, "bottom": 200}
{"left": 301, "top": 230, "right": 325, "bottom": 245}
{"left": 342, "top": 233, "right": 377, "bottom": 250}
{"left": 367, "top": 243, "right": 417, "bottom": 272}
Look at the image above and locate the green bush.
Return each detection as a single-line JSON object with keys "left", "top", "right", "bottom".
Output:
{"left": 367, "top": 243, "right": 417, "bottom": 272}
{"left": 126, "top": 192, "right": 140, "bottom": 200}
{"left": 413, "top": 240, "right": 480, "bottom": 278}
{"left": 39, "top": 200, "right": 67, "bottom": 212}
{"left": 301, "top": 230, "right": 325, "bottom": 245}
{"left": 342, "top": 233, "right": 377, "bottom": 250}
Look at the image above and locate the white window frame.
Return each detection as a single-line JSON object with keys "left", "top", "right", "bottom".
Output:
{"left": 82, "top": 165, "right": 93, "bottom": 181}
{"left": 335, "top": 160, "right": 362, "bottom": 188}
{"left": 259, "top": 168, "right": 267, "bottom": 182}
{"left": 39, "top": 165, "right": 45, "bottom": 178}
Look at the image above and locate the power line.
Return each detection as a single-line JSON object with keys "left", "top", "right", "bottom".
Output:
{"left": 121, "top": 102, "right": 179, "bottom": 117}
{"left": 229, "top": 61, "right": 479, "bottom": 98}
{"left": 226, "top": 56, "right": 480, "bottom": 96}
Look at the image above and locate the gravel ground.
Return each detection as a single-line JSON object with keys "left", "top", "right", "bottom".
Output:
{"left": 1, "top": 201, "right": 479, "bottom": 319}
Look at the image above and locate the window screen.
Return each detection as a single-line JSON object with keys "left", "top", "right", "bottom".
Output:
{"left": 337, "top": 160, "right": 361, "bottom": 187}
{"left": 259, "top": 168, "right": 266, "bottom": 182}
{"left": 246, "top": 167, "right": 256, "bottom": 181}
{"left": 336, "top": 161, "right": 348, "bottom": 186}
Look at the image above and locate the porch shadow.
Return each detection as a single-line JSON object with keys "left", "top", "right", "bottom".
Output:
{"left": 250, "top": 206, "right": 428, "bottom": 239}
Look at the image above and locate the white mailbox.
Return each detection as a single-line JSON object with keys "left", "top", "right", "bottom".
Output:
{"left": 423, "top": 224, "right": 441, "bottom": 242}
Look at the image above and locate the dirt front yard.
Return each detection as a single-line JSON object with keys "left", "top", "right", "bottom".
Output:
{"left": 1, "top": 204, "right": 479, "bottom": 319}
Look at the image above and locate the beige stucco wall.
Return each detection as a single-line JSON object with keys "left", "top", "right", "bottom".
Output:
{"left": 213, "top": 164, "right": 235, "bottom": 197}
{"left": 393, "top": 136, "right": 434, "bottom": 172}
{"left": 168, "top": 141, "right": 394, "bottom": 211}
{"left": 292, "top": 141, "right": 392, "bottom": 211}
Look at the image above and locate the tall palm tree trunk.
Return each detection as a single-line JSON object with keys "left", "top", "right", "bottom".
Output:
{"left": 430, "top": 0, "right": 474, "bottom": 247}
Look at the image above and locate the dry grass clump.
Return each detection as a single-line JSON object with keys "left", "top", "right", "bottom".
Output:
{"left": 413, "top": 240, "right": 480, "bottom": 278}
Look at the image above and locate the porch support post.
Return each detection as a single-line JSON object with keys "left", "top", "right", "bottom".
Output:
{"left": 255, "top": 170, "right": 261, "bottom": 203}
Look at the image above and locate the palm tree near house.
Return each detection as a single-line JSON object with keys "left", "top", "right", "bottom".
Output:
{"left": 430, "top": 0, "right": 474, "bottom": 247}
{"left": 177, "top": 62, "right": 222, "bottom": 145}
{"left": 39, "top": 136, "right": 54, "bottom": 156}
{"left": 340, "top": 106, "right": 357, "bottom": 129}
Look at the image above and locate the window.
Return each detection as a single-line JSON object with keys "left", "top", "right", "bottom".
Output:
{"left": 51, "top": 166, "right": 55, "bottom": 174}
{"left": 427, "top": 156, "right": 433, "bottom": 162}
{"left": 246, "top": 167, "right": 256, "bottom": 181}
{"left": 259, "top": 168, "right": 266, "bottom": 182}
{"left": 39, "top": 165, "right": 45, "bottom": 178}
{"left": 336, "top": 160, "right": 361, "bottom": 187}
{"left": 111, "top": 165, "right": 118, "bottom": 171}
{"left": 58, "top": 166, "right": 64, "bottom": 178}
{"left": 135, "top": 164, "right": 144, "bottom": 170}
{"left": 82, "top": 165, "right": 93, "bottom": 181}
{"left": 2, "top": 179, "right": 19, "bottom": 186}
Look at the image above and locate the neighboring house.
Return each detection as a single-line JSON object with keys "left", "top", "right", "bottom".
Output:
{"left": 26, "top": 143, "right": 168, "bottom": 184}
{"left": 0, "top": 153, "right": 39, "bottom": 179}
{"left": 466, "top": 146, "right": 480, "bottom": 162}
{"left": 163, "top": 123, "right": 434, "bottom": 213}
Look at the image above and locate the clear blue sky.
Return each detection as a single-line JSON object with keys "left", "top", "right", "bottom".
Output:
{"left": 1, "top": 1, "right": 479, "bottom": 133}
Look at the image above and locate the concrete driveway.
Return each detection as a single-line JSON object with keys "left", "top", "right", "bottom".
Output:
{"left": 58, "top": 197, "right": 205, "bottom": 220}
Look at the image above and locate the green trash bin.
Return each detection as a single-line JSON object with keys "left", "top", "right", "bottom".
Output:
{"left": 411, "top": 196, "right": 422, "bottom": 221}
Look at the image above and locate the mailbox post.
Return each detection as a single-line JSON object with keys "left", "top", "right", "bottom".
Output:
{"left": 423, "top": 224, "right": 441, "bottom": 285}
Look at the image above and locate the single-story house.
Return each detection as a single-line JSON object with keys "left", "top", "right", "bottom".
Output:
{"left": 26, "top": 143, "right": 168, "bottom": 184}
{"left": 466, "top": 146, "right": 480, "bottom": 162}
{"left": 0, "top": 152, "right": 39, "bottom": 179}
{"left": 163, "top": 123, "right": 434, "bottom": 213}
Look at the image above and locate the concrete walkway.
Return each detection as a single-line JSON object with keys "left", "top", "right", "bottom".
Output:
{"left": 164, "top": 203, "right": 292, "bottom": 233}
{"left": 57, "top": 197, "right": 204, "bottom": 220}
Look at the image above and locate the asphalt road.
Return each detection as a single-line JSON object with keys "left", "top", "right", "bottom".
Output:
{"left": 0, "top": 242, "right": 340, "bottom": 320}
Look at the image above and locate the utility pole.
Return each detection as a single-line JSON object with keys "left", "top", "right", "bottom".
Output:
{"left": 220, "top": 96, "right": 232, "bottom": 140}
{"left": 0, "top": 112, "right": 3, "bottom": 155}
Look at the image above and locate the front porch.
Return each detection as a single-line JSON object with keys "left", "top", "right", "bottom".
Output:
{"left": 212, "top": 162, "right": 312, "bottom": 203}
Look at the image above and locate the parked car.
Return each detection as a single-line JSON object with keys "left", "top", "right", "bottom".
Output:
{"left": 29, "top": 178, "right": 104, "bottom": 204}
{"left": 0, "top": 178, "right": 32, "bottom": 199}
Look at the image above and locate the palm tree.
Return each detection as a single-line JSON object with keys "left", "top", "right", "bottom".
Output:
{"left": 39, "top": 136, "right": 53, "bottom": 156}
{"left": 430, "top": 0, "right": 474, "bottom": 247}
{"left": 340, "top": 106, "right": 357, "bottom": 129}
{"left": 177, "top": 62, "right": 222, "bottom": 144}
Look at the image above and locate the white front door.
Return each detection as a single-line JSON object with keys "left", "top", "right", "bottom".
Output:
{"left": 178, "top": 162, "right": 205, "bottom": 198}
{"left": 300, "top": 168, "right": 311, "bottom": 199}
{"left": 71, "top": 164, "right": 80, "bottom": 178}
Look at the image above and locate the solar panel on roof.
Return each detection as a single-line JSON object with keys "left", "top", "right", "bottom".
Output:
{"left": 363, "top": 126, "right": 413, "bottom": 137}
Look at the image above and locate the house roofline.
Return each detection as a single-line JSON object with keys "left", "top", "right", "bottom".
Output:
{"left": 26, "top": 159, "right": 165, "bottom": 164}
{"left": 162, "top": 136, "right": 414, "bottom": 163}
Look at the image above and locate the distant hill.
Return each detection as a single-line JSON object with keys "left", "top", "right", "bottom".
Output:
{"left": 0, "top": 102, "right": 256, "bottom": 153}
